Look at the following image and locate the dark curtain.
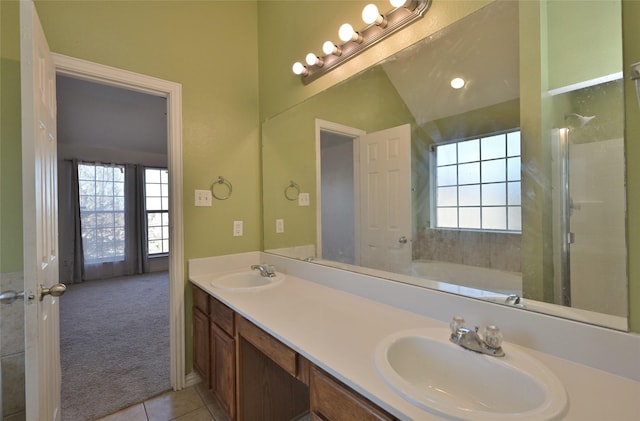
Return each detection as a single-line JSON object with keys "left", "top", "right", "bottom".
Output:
{"left": 125, "top": 163, "right": 149, "bottom": 274}
{"left": 58, "top": 159, "right": 84, "bottom": 284}
{"left": 58, "top": 161, "right": 148, "bottom": 282}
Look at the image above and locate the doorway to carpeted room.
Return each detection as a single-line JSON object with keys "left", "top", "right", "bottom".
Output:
{"left": 60, "top": 272, "right": 171, "bottom": 421}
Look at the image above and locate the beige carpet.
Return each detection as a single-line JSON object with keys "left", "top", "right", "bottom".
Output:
{"left": 60, "top": 272, "right": 171, "bottom": 421}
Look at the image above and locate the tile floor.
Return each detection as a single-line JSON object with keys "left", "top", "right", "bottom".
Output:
{"left": 96, "top": 383, "right": 229, "bottom": 421}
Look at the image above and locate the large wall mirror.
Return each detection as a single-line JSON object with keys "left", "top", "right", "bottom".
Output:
{"left": 262, "top": 0, "right": 627, "bottom": 330}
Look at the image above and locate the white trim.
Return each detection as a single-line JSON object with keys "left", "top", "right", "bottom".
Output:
{"left": 184, "top": 371, "right": 202, "bottom": 388}
{"left": 314, "top": 119, "right": 365, "bottom": 261}
{"left": 52, "top": 53, "right": 186, "bottom": 390}
{"left": 548, "top": 72, "right": 623, "bottom": 96}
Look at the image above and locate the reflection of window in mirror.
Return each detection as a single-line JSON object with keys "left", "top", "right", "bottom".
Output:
{"left": 432, "top": 130, "right": 521, "bottom": 232}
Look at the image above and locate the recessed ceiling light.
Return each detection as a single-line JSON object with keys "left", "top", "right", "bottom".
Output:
{"left": 450, "top": 77, "right": 465, "bottom": 89}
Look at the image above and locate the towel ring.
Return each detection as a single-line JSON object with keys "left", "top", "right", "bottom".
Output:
{"left": 211, "top": 176, "right": 232, "bottom": 200}
{"left": 284, "top": 181, "right": 300, "bottom": 201}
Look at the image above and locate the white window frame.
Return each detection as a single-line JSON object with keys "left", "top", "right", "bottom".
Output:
{"left": 77, "top": 162, "right": 127, "bottom": 263}
{"left": 430, "top": 129, "right": 522, "bottom": 233}
{"left": 144, "top": 167, "right": 170, "bottom": 256}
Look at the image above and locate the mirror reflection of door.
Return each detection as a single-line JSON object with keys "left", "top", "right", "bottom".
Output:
{"left": 319, "top": 123, "right": 412, "bottom": 273}
{"left": 358, "top": 124, "right": 412, "bottom": 273}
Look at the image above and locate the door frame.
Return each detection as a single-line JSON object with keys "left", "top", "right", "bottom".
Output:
{"left": 53, "top": 53, "right": 186, "bottom": 390}
{"left": 314, "top": 119, "right": 365, "bottom": 262}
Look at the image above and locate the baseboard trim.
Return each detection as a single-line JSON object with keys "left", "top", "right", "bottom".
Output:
{"left": 184, "top": 371, "right": 201, "bottom": 388}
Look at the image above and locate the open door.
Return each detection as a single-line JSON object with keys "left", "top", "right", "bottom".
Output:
{"left": 21, "top": 1, "right": 65, "bottom": 419}
{"left": 358, "top": 124, "right": 412, "bottom": 273}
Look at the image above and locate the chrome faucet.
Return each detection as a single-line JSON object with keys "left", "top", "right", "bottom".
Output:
{"left": 449, "top": 317, "right": 505, "bottom": 357}
{"left": 505, "top": 294, "right": 521, "bottom": 306}
{"left": 251, "top": 264, "right": 276, "bottom": 278}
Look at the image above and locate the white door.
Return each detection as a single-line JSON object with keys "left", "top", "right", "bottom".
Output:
{"left": 358, "top": 124, "right": 412, "bottom": 273}
{"left": 21, "top": 1, "right": 64, "bottom": 420}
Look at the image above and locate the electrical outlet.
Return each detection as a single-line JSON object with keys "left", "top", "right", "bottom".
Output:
{"left": 298, "top": 192, "right": 310, "bottom": 206}
{"left": 194, "top": 189, "right": 212, "bottom": 207}
{"left": 276, "top": 218, "right": 284, "bottom": 233}
{"left": 233, "top": 220, "right": 243, "bottom": 237}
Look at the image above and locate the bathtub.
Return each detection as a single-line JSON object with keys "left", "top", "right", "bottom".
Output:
{"left": 409, "top": 260, "right": 522, "bottom": 296}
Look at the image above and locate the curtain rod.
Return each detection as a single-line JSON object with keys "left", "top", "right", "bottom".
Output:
{"left": 63, "top": 158, "right": 166, "bottom": 169}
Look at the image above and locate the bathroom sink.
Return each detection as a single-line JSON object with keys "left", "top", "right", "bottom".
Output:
{"left": 209, "top": 270, "right": 285, "bottom": 291}
{"left": 374, "top": 328, "right": 567, "bottom": 420}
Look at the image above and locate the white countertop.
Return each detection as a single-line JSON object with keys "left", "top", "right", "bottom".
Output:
{"left": 189, "top": 253, "right": 640, "bottom": 420}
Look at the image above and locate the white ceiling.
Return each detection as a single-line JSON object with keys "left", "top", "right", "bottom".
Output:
{"left": 381, "top": 1, "right": 519, "bottom": 125}
{"left": 56, "top": 75, "right": 167, "bottom": 155}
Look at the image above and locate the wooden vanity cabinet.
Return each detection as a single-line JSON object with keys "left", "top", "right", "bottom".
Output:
{"left": 193, "top": 284, "right": 395, "bottom": 421}
{"left": 192, "top": 285, "right": 236, "bottom": 420}
{"left": 310, "top": 366, "right": 396, "bottom": 421}
{"left": 192, "top": 286, "right": 210, "bottom": 388}
{"left": 209, "top": 295, "right": 236, "bottom": 420}
{"left": 237, "top": 315, "right": 310, "bottom": 421}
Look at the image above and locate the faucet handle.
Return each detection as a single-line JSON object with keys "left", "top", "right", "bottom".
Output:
{"left": 449, "top": 316, "right": 466, "bottom": 335}
{"left": 483, "top": 325, "right": 503, "bottom": 349}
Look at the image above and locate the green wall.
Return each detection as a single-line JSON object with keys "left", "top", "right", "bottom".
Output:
{"left": 0, "top": 0, "right": 23, "bottom": 274}
{"left": 31, "top": 0, "right": 261, "bottom": 372}
{"left": 262, "top": 66, "right": 417, "bottom": 250}
{"left": 257, "top": 0, "right": 491, "bottom": 121}
{"left": 547, "top": 0, "right": 622, "bottom": 90}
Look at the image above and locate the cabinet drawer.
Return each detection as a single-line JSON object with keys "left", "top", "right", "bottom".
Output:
{"left": 238, "top": 316, "right": 297, "bottom": 377}
{"left": 192, "top": 285, "right": 209, "bottom": 314}
{"left": 210, "top": 295, "right": 235, "bottom": 336}
{"left": 310, "top": 367, "right": 394, "bottom": 421}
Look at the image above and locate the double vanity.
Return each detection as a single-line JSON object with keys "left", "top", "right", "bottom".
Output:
{"left": 189, "top": 252, "right": 640, "bottom": 420}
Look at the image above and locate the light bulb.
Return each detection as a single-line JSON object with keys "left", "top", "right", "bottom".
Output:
{"left": 450, "top": 77, "right": 465, "bottom": 89}
{"left": 305, "top": 53, "right": 323, "bottom": 67}
{"left": 338, "top": 23, "right": 362, "bottom": 43}
{"left": 322, "top": 41, "right": 342, "bottom": 56}
{"left": 292, "top": 62, "right": 308, "bottom": 76}
{"left": 390, "top": 0, "right": 408, "bottom": 7}
{"left": 362, "top": 4, "right": 386, "bottom": 26}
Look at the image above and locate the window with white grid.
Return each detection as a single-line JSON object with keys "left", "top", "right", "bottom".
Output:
{"left": 78, "top": 163, "right": 126, "bottom": 263}
{"left": 145, "top": 167, "right": 169, "bottom": 255}
{"left": 433, "top": 130, "right": 522, "bottom": 232}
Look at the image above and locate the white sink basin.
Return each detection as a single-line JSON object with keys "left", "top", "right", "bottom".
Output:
{"left": 374, "top": 328, "right": 567, "bottom": 420}
{"left": 209, "top": 270, "right": 285, "bottom": 291}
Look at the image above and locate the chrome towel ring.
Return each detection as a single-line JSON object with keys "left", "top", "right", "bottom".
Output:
{"left": 211, "top": 176, "right": 232, "bottom": 200}
{"left": 284, "top": 180, "right": 300, "bottom": 201}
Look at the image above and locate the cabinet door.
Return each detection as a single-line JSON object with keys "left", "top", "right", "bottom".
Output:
{"left": 310, "top": 366, "right": 394, "bottom": 421}
{"left": 193, "top": 307, "right": 210, "bottom": 388}
{"left": 211, "top": 323, "right": 236, "bottom": 420}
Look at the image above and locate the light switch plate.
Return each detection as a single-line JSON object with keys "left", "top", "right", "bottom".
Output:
{"left": 276, "top": 218, "right": 284, "bottom": 233}
{"left": 195, "top": 189, "right": 212, "bottom": 207}
{"left": 233, "top": 220, "right": 243, "bottom": 237}
{"left": 298, "top": 192, "right": 310, "bottom": 206}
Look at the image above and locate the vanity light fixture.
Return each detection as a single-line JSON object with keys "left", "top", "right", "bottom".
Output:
{"left": 338, "top": 23, "right": 364, "bottom": 43}
{"left": 292, "top": 0, "right": 431, "bottom": 84}
{"left": 322, "top": 41, "right": 342, "bottom": 56}
{"left": 362, "top": 4, "right": 388, "bottom": 28}
{"left": 292, "top": 62, "right": 308, "bottom": 76}
{"left": 390, "top": 0, "right": 418, "bottom": 8}
{"left": 306, "top": 53, "right": 324, "bottom": 67}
